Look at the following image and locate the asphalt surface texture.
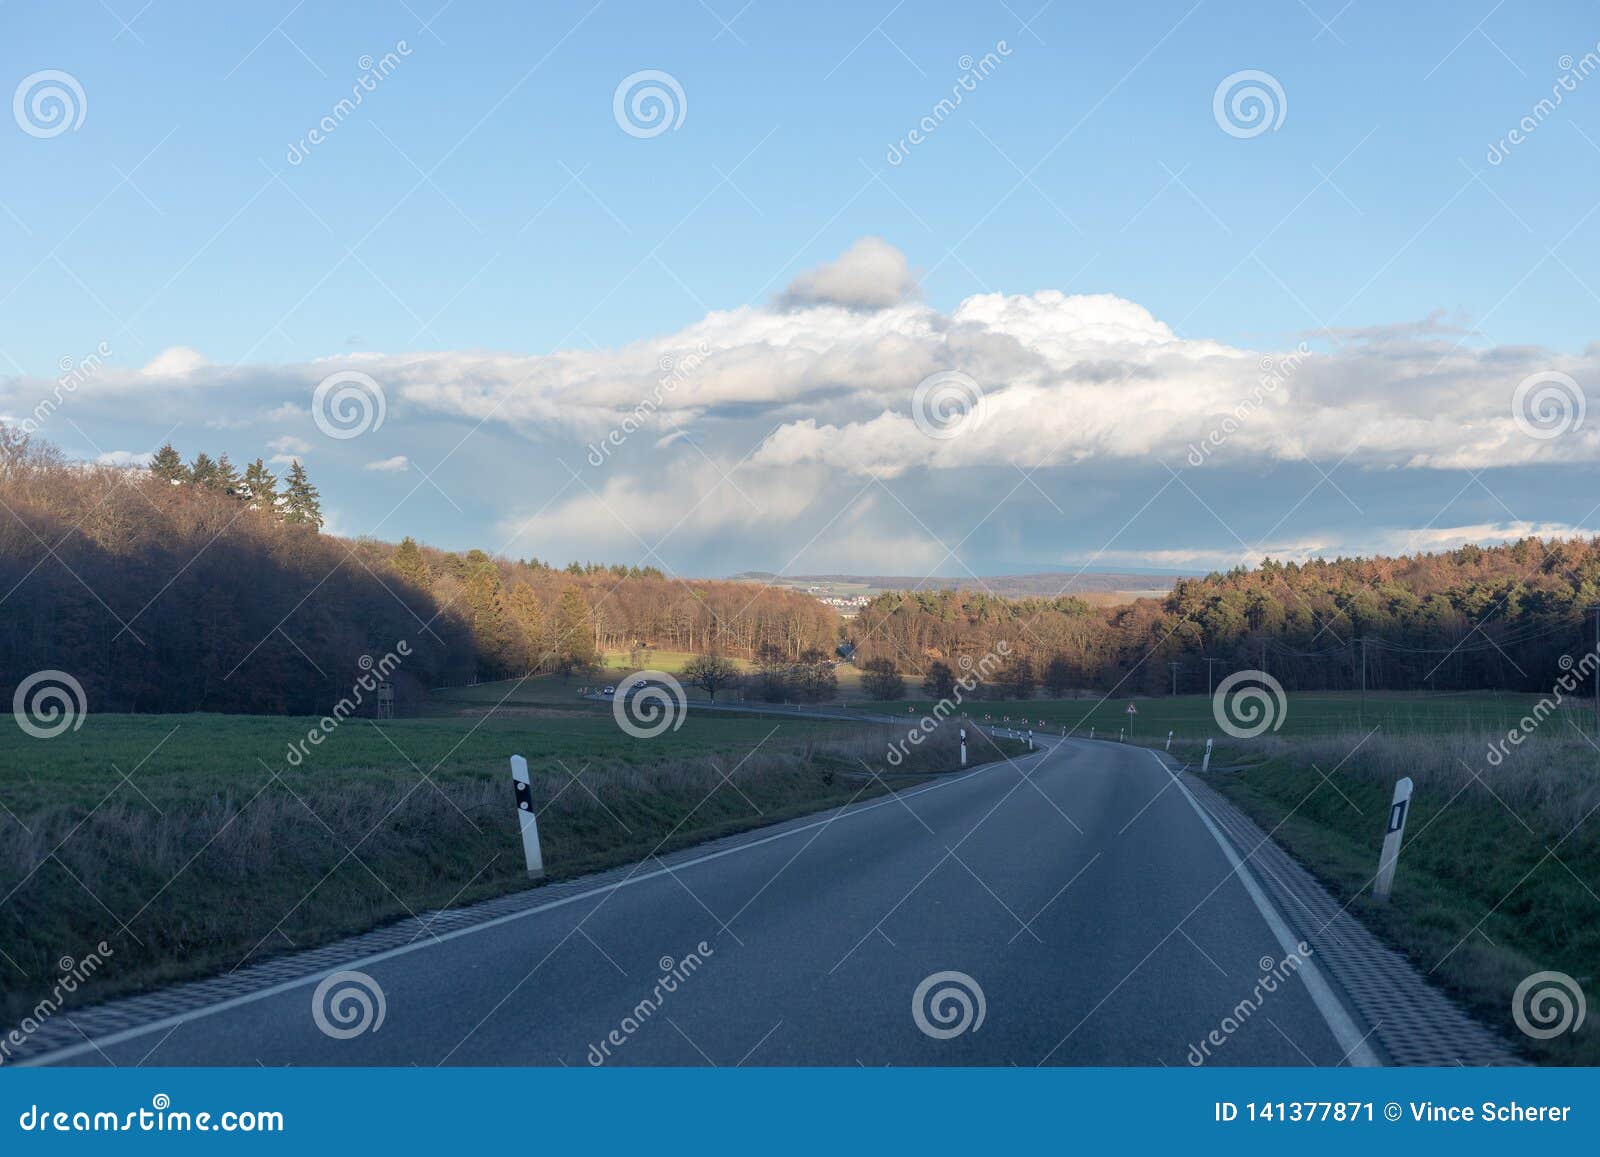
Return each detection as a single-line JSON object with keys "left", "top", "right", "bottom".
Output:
{"left": 44, "top": 736, "right": 1372, "bottom": 1067}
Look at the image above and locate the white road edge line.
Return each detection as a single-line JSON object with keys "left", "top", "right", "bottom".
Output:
{"left": 22, "top": 740, "right": 1058, "bottom": 1067}
{"left": 1144, "top": 748, "right": 1381, "bottom": 1068}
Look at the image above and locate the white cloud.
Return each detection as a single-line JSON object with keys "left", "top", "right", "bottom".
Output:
{"left": 95, "top": 449, "right": 153, "bottom": 468}
{"left": 141, "top": 346, "right": 208, "bottom": 377}
{"left": 365, "top": 455, "right": 409, "bottom": 472}
{"left": 1082, "top": 521, "right": 1596, "bottom": 572}
{"left": 268, "top": 435, "right": 311, "bottom": 455}
{"left": 778, "top": 236, "right": 918, "bottom": 310}
{"left": 267, "top": 453, "right": 301, "bottom": 468}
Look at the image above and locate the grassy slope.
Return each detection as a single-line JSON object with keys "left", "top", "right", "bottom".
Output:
{"left": 0, "top": 696, "right": 1017, "bottom": 1024}
{"left": 1193, "top": 732, "right": 1599, "bottom": 1065}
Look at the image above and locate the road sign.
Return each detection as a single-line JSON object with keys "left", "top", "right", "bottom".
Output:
{"left": 1373, "top": 777, "right": 1414, "bottom": 901}
{"left": 510, "top": 754, "right": 545, "bottom": 879}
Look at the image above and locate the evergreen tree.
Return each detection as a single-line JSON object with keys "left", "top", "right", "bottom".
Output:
{"left": 280, "top": 460, "right": 323, "bottom": 529}
{"left": 554, "top": 587, "right": 597, "bottom": 675}
{"left": 464, "top": 563, "right": 517, "bottom": 675}
{"left": 214, "top": 453, "right": 242, "bottom": 497}
{"left": 506, "top": 584, "right": 544, "bottom": 671}
{"left": 392, "top": 536, "right": 430, "bottom": 588}
{"left": 242, "top": 458, "right": 279, "bottom": 512}
{"left": 150, "top": 442, "right": 188, "bottom": 485}
{"left": 189, "top": 451, "right": 219, "bottom": 489}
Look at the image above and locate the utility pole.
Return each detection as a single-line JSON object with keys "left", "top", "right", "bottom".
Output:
{"left": 1591, "top": 605, "right": 1600, "bottom": 738}
{"left": 1202, "top": 657, "right": 1223, "bottom": 698}
{"left": 1168, "top": 661, "right": 1181, "bottom": 696}
{"left": 1359, "top": 635, "right": 1366, "bottom": 728}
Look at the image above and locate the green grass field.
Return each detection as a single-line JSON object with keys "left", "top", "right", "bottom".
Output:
{"left": 858, "top": 690, "right": 1590, "bottom": 740}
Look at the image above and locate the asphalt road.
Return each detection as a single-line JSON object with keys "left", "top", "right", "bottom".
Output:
{"left": 42, "top": 737, "right": 1375, "bottom": 1067}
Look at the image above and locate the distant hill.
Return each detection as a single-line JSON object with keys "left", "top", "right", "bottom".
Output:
{"left": 728, "top": 571, "right": 1184, "bottom": 598}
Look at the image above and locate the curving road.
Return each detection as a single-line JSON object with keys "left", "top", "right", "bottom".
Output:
{"left": 37, "top": 738, "right": 1377, "bottom": 1067}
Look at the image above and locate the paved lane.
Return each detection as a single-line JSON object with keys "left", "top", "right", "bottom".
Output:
{"left": 47, "top": 738, "right": 1373, "bottom": 1067}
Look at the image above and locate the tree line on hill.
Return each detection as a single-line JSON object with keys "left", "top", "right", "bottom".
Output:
{"left": 0, "top": 430, "right": 843, "bottom": 715}
{"left": 847, "top": 543, "right": 1600, "bottom": 697}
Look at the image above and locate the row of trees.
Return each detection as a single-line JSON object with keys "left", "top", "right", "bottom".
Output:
{"left": 0, "top": 429, "right": 473, "bottom": 713}
{"left": 150, "top": 443, "right": 324, "bottom": 529}
{"left": 385, "top": 536, "right": 842, "bottom": 682}
{"left": 678, "top": 647, "right": 840, "bottom": 703}
{"left": 847, "top": 543, "right": 1600, "bottom": 697}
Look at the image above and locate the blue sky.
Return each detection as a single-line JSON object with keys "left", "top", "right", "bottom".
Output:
{"left": 5, "top": 1, "right": 1600, "bottom": 578}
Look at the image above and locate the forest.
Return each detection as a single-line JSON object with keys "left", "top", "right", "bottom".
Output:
{"left": 848, "top": 542, "right": 1600, "bottom": 697}
{"left": 0, "top": 430, "right": 836, "bottom": 714}
{"left": 6, "top": 425, "right": 1599, "bottom": 715}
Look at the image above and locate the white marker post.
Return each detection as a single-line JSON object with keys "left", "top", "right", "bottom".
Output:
{"left": 509, "top": 754, "right": 545, "bottom": 879}
{"left": 1373, "top": 776, "right": 1414, "bottom": 902}
{"left": 1165, "top": 730, "right": 1173, "bottom": 751}
{"left": 1201, "top": 738, "right": 1213, "bottom": 772}
{"left": 1089, "top": 727, "right": 1095, "bottom": 740}
{"left": 959, "top": 727, "right": 968, "bottom": 767}
{"left": 1027, "top": 729, "right": 1034, "bottom": 751}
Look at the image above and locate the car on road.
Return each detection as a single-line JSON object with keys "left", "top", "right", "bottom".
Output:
{"left": 602, "top": 685, "right": 615, "bottom": 695}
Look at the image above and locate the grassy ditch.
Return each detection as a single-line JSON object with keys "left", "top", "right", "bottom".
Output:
{"left": 1198, "top": 728, "right": 1599, "bottom": 1065}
